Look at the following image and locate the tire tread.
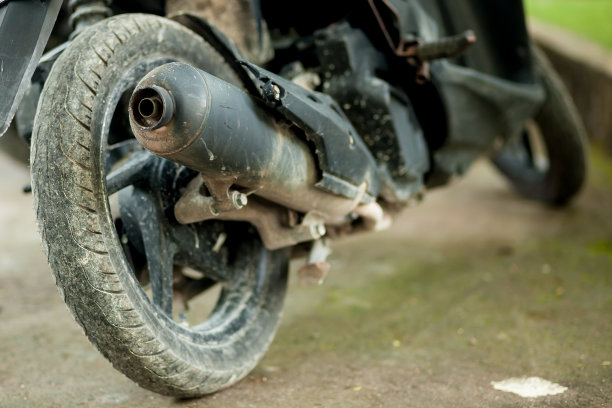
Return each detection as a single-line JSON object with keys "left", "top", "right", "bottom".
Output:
{"left": 31, "top": 14, "right": 286, "bottom": 396}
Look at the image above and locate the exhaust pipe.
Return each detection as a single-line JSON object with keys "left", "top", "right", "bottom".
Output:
{"left": 128, "top": 62, "right": 365, "bottom": 219}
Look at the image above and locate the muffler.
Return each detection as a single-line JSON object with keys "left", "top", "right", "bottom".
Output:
{"left": 128, "top": 62, "right": 366, "bottom": 222}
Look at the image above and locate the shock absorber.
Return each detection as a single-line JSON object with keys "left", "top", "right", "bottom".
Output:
{"left": 68, "top": 0, "right": 112, "bottom": 36}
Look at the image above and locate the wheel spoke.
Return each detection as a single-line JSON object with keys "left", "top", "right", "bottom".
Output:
{"left": 107, "top": 150, "right": 157, "bottom": 195}
{"left": 143, "top": 226, "right": 176, "bottom": 316}
{"left": 105, "top": 139, "right": 141, "bottom": 172}
{"left": 181, "top": 277, "right": 217, "bottom": 304}
{"left": 113, "top": 151, "right": 239, "bottom": 311}
{"left": 522, "top": 131, "right": 535, "bottom": 168}
{"left": 172, "top": 225, "right": 236, "bottom": 283}
{"left": 124, "top": 187, "right": 176, "bottom": 316}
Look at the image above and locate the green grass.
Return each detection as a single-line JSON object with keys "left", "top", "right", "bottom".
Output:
{"left": 525, "top": 0, "right": 612, "bottom": 49}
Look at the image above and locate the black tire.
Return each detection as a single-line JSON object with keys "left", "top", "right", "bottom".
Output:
{"left": 31, "top": 14, "right": 288, "bottom": 397}
{"left": 492, "top": 47, "right": 587, "bottom": 206}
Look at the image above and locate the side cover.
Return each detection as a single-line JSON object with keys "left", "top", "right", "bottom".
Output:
{"left": 0, "top": 0, "right": 62, "bottom": 137}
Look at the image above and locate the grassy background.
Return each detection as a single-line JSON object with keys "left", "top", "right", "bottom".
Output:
{"left": 525, "top": 0, "right": 612, "bottom": 49}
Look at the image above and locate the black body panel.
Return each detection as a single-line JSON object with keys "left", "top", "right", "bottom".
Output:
{"left": 426, "top": 0, "right": 534, "bottom": 83}
{"left": 0, "top": 0, "right": 62, "bottom": 137}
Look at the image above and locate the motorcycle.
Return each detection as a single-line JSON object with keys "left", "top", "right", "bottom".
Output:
{"left": 0, "top": 0, "right": 587, "bottom": 397}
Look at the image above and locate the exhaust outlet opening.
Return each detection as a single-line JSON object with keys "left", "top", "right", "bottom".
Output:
{"left": 138, "top": 97, "right": 161, "bottom": 120}
{"left": 130, "top": 86, "right": 175, "bottom": 130}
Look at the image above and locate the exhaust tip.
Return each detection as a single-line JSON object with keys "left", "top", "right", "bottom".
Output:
{"left": 130, "top": 85, "right": 174, "bottom": 130}
{"left": 128, "top": 62, "right": 211, "bottom": 156}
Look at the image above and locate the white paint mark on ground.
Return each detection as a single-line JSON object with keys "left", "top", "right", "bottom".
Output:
{"left": 491, "top": 377, "right": 568, "bottom": 398}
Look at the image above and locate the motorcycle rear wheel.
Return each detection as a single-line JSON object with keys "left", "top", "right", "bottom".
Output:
{"left": 30, "top": 14, "right": 288, "bottom": 397}
{"left": 492, "top": 47, "right": 587, "bottom": 206}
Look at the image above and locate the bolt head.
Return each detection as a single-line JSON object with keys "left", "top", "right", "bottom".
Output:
{"left": 231, "top": 191, "right": 248, "bottom": 209}
{"left": 272, "top": 84, "right": 281, "bottom": 101}
{"left": 316, "top": 223, "right": 326, "bottom": 237}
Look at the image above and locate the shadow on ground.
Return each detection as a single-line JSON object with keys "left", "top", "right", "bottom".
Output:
{"left": 0, "top": 149, "right": 610, "bottom": 407}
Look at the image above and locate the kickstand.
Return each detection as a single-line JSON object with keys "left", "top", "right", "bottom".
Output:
{"left": 298, "top": 239, "right": 331, "bottom": 287}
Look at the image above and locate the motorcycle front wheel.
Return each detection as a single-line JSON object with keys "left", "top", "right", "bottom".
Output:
{"left": 492, "top": 47, "right": 587, "bottom": 206}
{"left": 31, "top": 14, "right": 288, "bottom": 397}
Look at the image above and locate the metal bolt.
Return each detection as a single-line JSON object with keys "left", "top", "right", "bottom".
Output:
{"left": 315, "top": 223, "right": 326, "bottom": 237}
{"left": 231, "top": 191, "right": 248, "bottom": 209}
{"left": 272, "top": 84, "right": 281, "bottom": 101}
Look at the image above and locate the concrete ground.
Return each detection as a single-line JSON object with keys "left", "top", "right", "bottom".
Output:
{"left": 0, "top": 149, "right": 610, "bottom": 408}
